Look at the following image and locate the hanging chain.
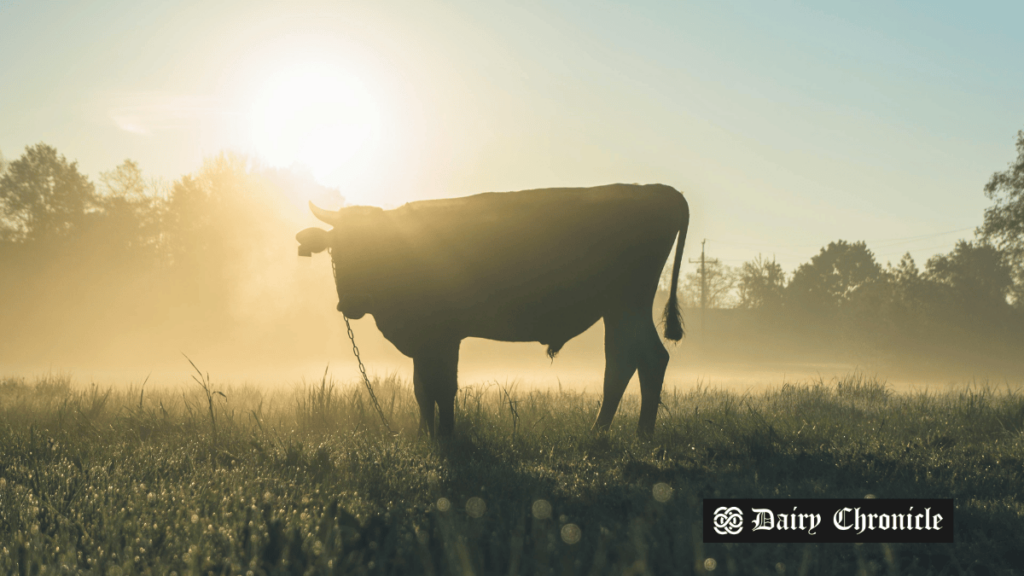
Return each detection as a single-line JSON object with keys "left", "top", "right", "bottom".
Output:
{"left": 331, "top": 250, "right": 393, "bottom": 435}
{"left": 343, "top": 315, "right": 393, "bottom": 434}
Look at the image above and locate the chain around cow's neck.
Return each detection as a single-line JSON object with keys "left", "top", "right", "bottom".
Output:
{"left": 330, "top": 248, "right": 393, "bottom": 434}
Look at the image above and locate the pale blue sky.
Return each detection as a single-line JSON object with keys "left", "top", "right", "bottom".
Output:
{"left": 1, "top": 0, "right": 1022, "bottom": 273}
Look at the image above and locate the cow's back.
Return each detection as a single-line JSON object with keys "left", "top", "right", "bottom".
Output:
{"left": 376, "top": 184, "right": 685, "bottom": 347}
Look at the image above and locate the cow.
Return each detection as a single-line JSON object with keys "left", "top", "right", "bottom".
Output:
{"left": 296, "top": 183, "right": 689, "bottom": 438}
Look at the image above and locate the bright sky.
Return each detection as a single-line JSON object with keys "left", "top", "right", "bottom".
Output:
{"left": 2, "top": 0, "right": 1022, "bottom": 274}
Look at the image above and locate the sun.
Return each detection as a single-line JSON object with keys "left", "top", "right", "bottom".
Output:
{"left": 249, "top": 64, "right": 381, "bottom": 187}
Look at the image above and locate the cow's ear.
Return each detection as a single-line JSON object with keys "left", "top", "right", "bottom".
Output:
{"left": 296, "top": 228, "right": 331, "bottom": 256}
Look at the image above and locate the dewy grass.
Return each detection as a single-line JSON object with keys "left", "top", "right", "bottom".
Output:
{"left": 0, "top": 372, "right": 1022, "bottom": 574}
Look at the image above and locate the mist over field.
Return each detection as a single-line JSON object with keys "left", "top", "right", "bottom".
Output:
{"left": 1, "top": 146, "right": 1021, "bottom": 394}
{"left": 2, "top": 0, "right": 1023, "bottom": 395}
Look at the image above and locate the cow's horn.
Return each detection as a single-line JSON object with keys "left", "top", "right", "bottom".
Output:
{"left": 309, "top": 201, "right": 342, "bottom": 226}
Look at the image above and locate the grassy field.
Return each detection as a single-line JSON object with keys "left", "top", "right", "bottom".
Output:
{"left": 1, "top": 370, "right": 1022, "bottom": 575}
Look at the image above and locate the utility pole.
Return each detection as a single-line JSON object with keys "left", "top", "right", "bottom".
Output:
{"left": 688, "top": 239, "right": 719, "bottom": 337}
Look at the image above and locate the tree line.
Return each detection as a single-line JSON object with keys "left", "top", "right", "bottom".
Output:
{"left": 0, "top": 143, "right": 339, "bottom": 362}
{"left": 2, "top": 132, "right": 1023, "bottom": 370}
{"left": 673, "top": 130, "right": 1024, "bottom": 369}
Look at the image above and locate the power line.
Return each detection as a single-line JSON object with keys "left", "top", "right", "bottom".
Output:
{"left": 688, "top": 239, "right": 718, "bottom": 336}
{"left": 870, "top": 227, "right": 975, "bottom": 249}
{"left": 875, "top": 240, "right": 969, "bottom": 259}
{"left": 707, "top": 239, "right": 827, "bottom": 249}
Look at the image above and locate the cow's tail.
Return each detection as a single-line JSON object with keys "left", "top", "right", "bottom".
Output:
{"left": 663, "top": 194, "right": 690, "bottom": 341}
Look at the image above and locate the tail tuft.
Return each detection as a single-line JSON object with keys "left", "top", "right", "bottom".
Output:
{"left": 663, "top": 292, "right": 684, "bottom": 341}
{"left": 662, "top": 193, "right": 689, "bottom": 341}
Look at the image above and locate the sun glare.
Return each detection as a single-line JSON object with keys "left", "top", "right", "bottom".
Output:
{"left": 249, "top": 65, "right": 381, "bottom": 188}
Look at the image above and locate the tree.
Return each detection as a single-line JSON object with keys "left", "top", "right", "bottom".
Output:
{"left": 878, "top": 253, "right": 925, "bottom": 335}
{"left": 889, "top": 252, "right": 921, "bottom": 289}
{"left": 737, "top": 255, "right": 786, "bottom": 309}
{"left": 100, "top": 159, "right": 147, "bottom": 200}
{"left": 885, "top": 252, "right": 929, "bottom": 320}
{"left": 0, "top": 143, "right": 96, "bottom": 242}
{"left": 0, "top": 148, "right": 11, "bottom": 241}
{"left": 925, "top": 240, "right": 1013, "bottom": 314}
{"left": 681, "top": 260, "right": 737, "bottom": 309}
{"left": 96, "top": 159, "right": 163, "bottom": 256}
{"left": 980, "top": 129, "right": 1024, "bottom": 300}
{"left": 787, "top": 240, "right": 882, "bottom": 314}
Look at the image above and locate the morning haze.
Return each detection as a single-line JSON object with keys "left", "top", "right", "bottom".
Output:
{"left": 5, "top": 2, "right": 1024, "bottom": 573}
{"left": 2, "top": 1, "right": 1024, "bottom": 389}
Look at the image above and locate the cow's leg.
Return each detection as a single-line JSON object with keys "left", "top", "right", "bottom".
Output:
{"left": 593, "top": 311, "right": 640, "bottom": 432}
{"left": 412, "top": 339, "right": 461, "bottom": 437}
{"left": 413, "top": 364, "right": 435, "bottom": 436}
{"left": 636, "top": 319, "right": 669, "bottom": 438}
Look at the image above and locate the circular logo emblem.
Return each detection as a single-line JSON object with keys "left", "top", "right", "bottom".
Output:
{"left": 713, "top": 506, "right": 744, "bottom": 535}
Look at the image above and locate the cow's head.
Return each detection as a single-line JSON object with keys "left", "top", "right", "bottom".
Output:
{"left": 297, "top": 202, "right": 385, "bottom": 319}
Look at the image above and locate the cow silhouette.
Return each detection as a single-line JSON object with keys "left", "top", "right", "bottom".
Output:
{"left": 296, "top": 183, "right": 689, "bottom": 437}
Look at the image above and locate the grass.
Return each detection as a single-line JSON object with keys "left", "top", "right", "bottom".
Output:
{"left": 0, "top": 370, "right": 1022, "bottom": 575}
